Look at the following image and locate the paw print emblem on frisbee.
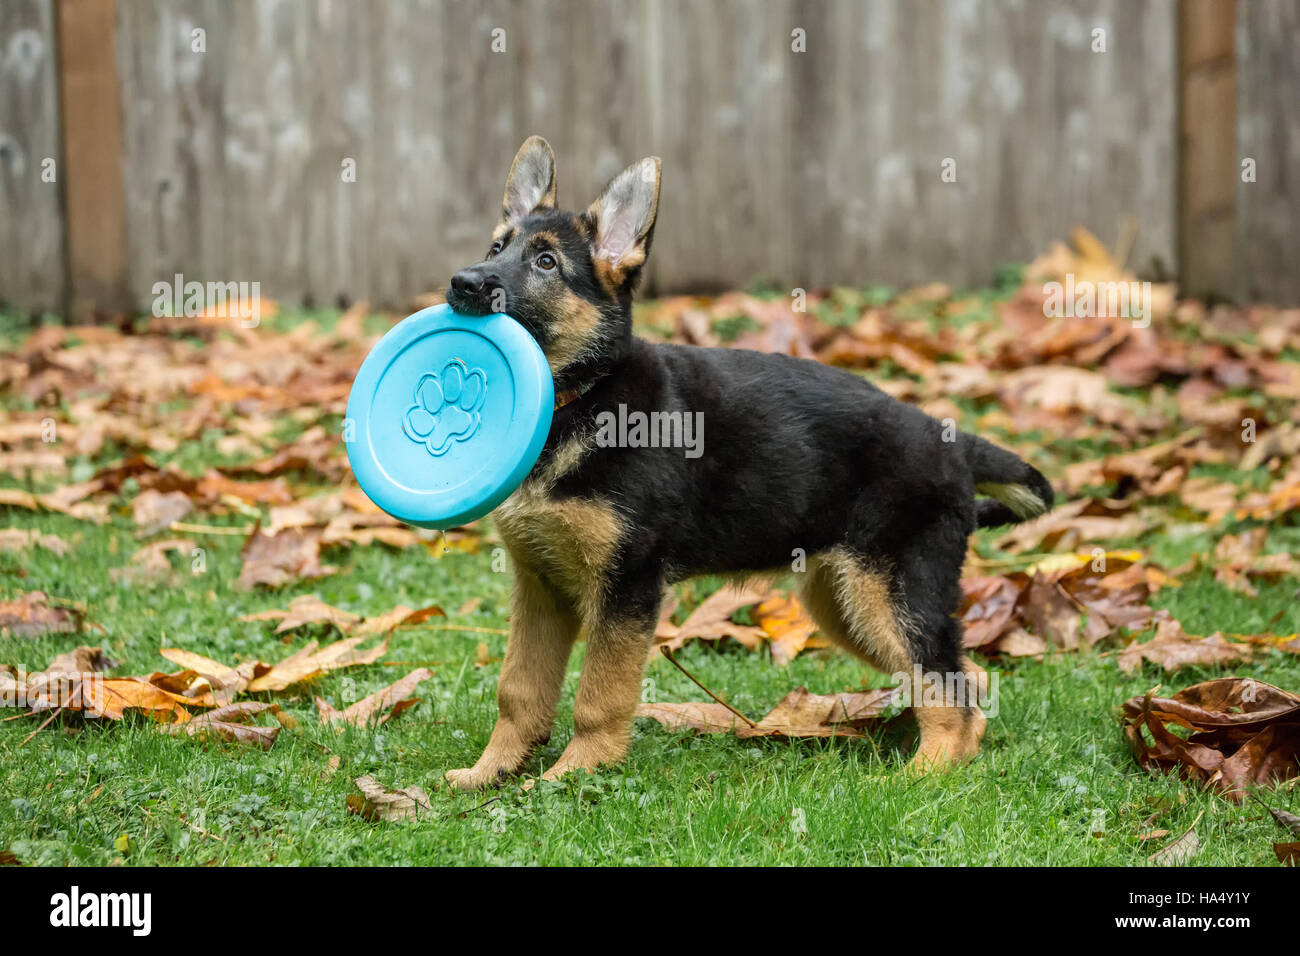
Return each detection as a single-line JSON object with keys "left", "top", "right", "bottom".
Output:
{"left": 346, "top": 304, "right": 554, "bottom": 529}
{"left": 402, "top": 360, "right": 488, "bottom": 456}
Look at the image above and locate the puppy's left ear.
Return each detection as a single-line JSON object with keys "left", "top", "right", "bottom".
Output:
{"left": 501, "top": 135, "right": 557, "bottom": 226}
{"left": 584, "top": 156, "right": 661, "bottom": 291}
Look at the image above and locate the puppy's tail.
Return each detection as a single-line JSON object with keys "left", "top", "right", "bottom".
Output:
{"left": 962, "top": 434, "right": 1054, "bottom": 528}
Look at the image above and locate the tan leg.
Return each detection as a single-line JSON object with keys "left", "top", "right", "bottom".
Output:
{"left": 907, "top": 657, "right": 987, "bottom": 771}
{"left": 800, "top": 550, "right": 986, "bottom": 772}
{"left": 445, "top": 566, "right": 579, "bottom": 790}
{"left": 540, "top": 616, "right": 655, "bottom": 781}
{"left": 798, "top": 551, "right": 912, "bottom": 676}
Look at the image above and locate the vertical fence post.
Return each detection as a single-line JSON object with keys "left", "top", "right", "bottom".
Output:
{"left": 1177, "top": 0, "right": 1237, "bottom": 301}
{"left": 56, "top": 0, "right": 130, "bottom": 320}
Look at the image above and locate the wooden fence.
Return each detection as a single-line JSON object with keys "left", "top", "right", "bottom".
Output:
{"left": 0, "top": 0, "right": 1296, "bottom": 317}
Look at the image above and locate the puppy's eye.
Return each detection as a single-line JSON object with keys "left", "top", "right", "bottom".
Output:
{"left": 536, "top": 252, "right": 557, "bottom": 272}
{"left": 488, "top": 240, "right": 503, "bottom": 257}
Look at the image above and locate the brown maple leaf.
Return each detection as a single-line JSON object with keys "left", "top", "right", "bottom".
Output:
{"left": 130, "top": 488, "right": 193, "bottom": 537}
{"left": 654, "top": 583, "right": 769, "bottom": 652}
{"left": 237, "top": 525, "right": 337, "bottom": 589}
{"left": 736, "top": 685, "right": 901, "bottom": 739}
{"left": 0, "top": 591, "right": 84, "bottom": 638}
{"left": 347, "top": 776, "right": 431, "bottom": 823}
{"left": 241, "top": 595, "right": 361, "bottom": 634}
{"left": 754, "top": 593, "right": 822, "bottom": 664}
{"left": 245, "top": 635, "right": 389, "bottom": 692}
{"left": 164, "top": 701, "right": 283, "bottom": 749}
{"left": 1122, "top": 678, "right": 1300, "bottom": 801}
{"left": 315, "top": 667, "right": 433, "bottom": 728}
{"left": 1118, "top": 612, "right": 1256, "bottom": 674}
{"left": 635, "top": 701, "right": 743, "bottom": 734}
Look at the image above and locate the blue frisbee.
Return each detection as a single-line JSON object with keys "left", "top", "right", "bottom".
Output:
{"left": 345, "top": 304, "right": 554, "bottom": 529}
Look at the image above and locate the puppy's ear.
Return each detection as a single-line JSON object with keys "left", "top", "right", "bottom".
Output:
{"left": 584, "top": 156, "right": 661, "bottom": 291}
{"left": 500, "top": 136, "right": 557, "bottom": 226}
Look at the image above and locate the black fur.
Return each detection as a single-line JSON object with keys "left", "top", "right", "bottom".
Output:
{"left": 450, "top": 141, "right": 1054, "bottom": 680}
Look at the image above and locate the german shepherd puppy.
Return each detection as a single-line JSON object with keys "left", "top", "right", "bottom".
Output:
{"left": 443, "top": 136, "right": 1053, "bottom": 789}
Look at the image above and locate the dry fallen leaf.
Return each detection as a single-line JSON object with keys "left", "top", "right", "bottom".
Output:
{"left": 754, "top": 593, "right": 821, "bottom": 664}
{"left": 265, "top": 494, "right": 347, "bottom": 534}
{"left": 47, "top": 677, "right": 196, "bottom": 723}
{"left": 320, "top": 755, "right": 341, "bottom": 782}
{"left": 1149, "top": 823, "right": 1201, "bottom": 866}
{"left": 240, "top": 598, "right": 444, "bottom": 637}
{"left": 736, "top": 685, "right": 901, "bottom": 739}
{"left": 40, "top": 645, "right": 119, "bottom": 678}
{"left": 130, "top": 488, "right": 193, "bottom": 537}
{"left": 8, "top": 646, "right": 122, "bottom": 713}
{"left": 637, "top": 684, "right": 901, "bottom": 741}
{"left": 237, "top": 525, "right": 337, "bottom": 589}
{"left": 351, "top": 604, "right": 446, "bottom": 636}
{"left": 111, "top": 538, "right": 192, "bottom": 585}
{"left": 1275, "top": 842, "right": 1300, "bottom": 866}
{"left": 0, "top": 486, "right": 107, "bottom": 524}
{"left": 1061, "top": 430, "right": 1209, "bottom": 498}
{"left": 133, "top": 669, "right": 219, "bottom": 708}
{"left": 164, "top": 701, "right": 282, "bottom": 749}
{"left": 245, "top": 635, "right": 389, "bottom": 692}
{"left": 196, "top": 471, "right": 294, "bottom": 506}
{"left": 1122, "top": 678, "right": 1300, "bottom": 801}
{"left": 655, "top": 583, "right": 770, "bottom": 651}
{"left": 635, "top": 701, "right": 742, "bottom": 734}
{"left": 157, "top": 648, "right": 254, "bottom": 704}
{"left": 1210, "top": 528, "right": 1300, "bottom": 596}
{"left": 315, "top": 667, "right": 433, "bottom": 728}
{"left": 0, "top": 528, "right": 69, "bottom": 555}
{"left": 0, "top": 591, "right": 84, "bottom": 638}
{"left": 961, "top": 552, "right": 1158, "bottom": 656}
{"left": 1118, "top": 612, "right": 1256, "bottom": 674}
{"left": 241, "top": 595, "right": 361, "bottom": 634}
{"left": 346, "top": 775, "right": 431, "bottom": 822}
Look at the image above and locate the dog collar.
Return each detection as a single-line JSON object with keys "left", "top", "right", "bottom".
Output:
{"left": 553, "top": 375, "right": 605, "bottom": 411}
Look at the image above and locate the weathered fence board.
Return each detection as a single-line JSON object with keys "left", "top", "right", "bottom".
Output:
{"left": 60, "top": 0, "right": 132, "bottom": 319}
{"left": 1, "top": 0, "right": 1295, "bottom": 313}
{"left": 0, "top": 0, "right": 64, "bottom": 314}
{"left": 787, "top": 0, "right": 1178, "bottom": 291}
{"left": 109, "top": 0, "right": 1181, "bottom": 307}
{"left": 1236, "top": 0, "right": 1300, "bottom": 305}
{"left": 1179, "top": 0, "right": 1236, "bottom": 300}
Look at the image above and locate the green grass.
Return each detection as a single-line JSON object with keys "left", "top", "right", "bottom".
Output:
{"left": 2, "top": 502, "right": 1298, "bottom": 866}
{"left": 2, "top": 298, "right": 1297, "bottom": 866}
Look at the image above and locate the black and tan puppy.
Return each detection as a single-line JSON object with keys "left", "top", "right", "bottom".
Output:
{"left": 443, "top": 136, "right": 1053, "bottom": 789}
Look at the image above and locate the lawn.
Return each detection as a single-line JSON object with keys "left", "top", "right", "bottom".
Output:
{"left": 2, "top": 240, "right": 1299, "bottom": 866}
{"left": 2, "top": 513, "right": 1299, "bottom": 866}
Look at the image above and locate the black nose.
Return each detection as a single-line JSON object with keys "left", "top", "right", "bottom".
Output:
{"left": 450, "top": 268, "right": 498, "bottom": 297}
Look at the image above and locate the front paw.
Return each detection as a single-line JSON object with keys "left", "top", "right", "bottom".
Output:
{"left": 538, "top": 762, "right": 584, "bottom": 784}
{"left": 539, "top": 739, "right": 623, "bottom": 782}
{"left": 444, "top": 765, "right": 509, "bottom": 791}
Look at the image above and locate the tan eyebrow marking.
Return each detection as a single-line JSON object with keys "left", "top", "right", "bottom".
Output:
{"left": 526, "top": 230, "right": 561, "bottom": 250}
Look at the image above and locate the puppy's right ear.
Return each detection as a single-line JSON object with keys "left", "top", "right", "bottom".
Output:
{"left": 500, "top": 136, "right": 557, "bottom": 227}
{"left": 583, "top": 156, "right": 661, "bottom": 293}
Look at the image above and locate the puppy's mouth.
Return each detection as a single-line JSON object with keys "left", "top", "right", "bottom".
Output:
{"left": 444, "top": 282, "right": 547, "bottom": 347}
{"left": 444, "top": 284, "right": 495, "bottom": 316}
